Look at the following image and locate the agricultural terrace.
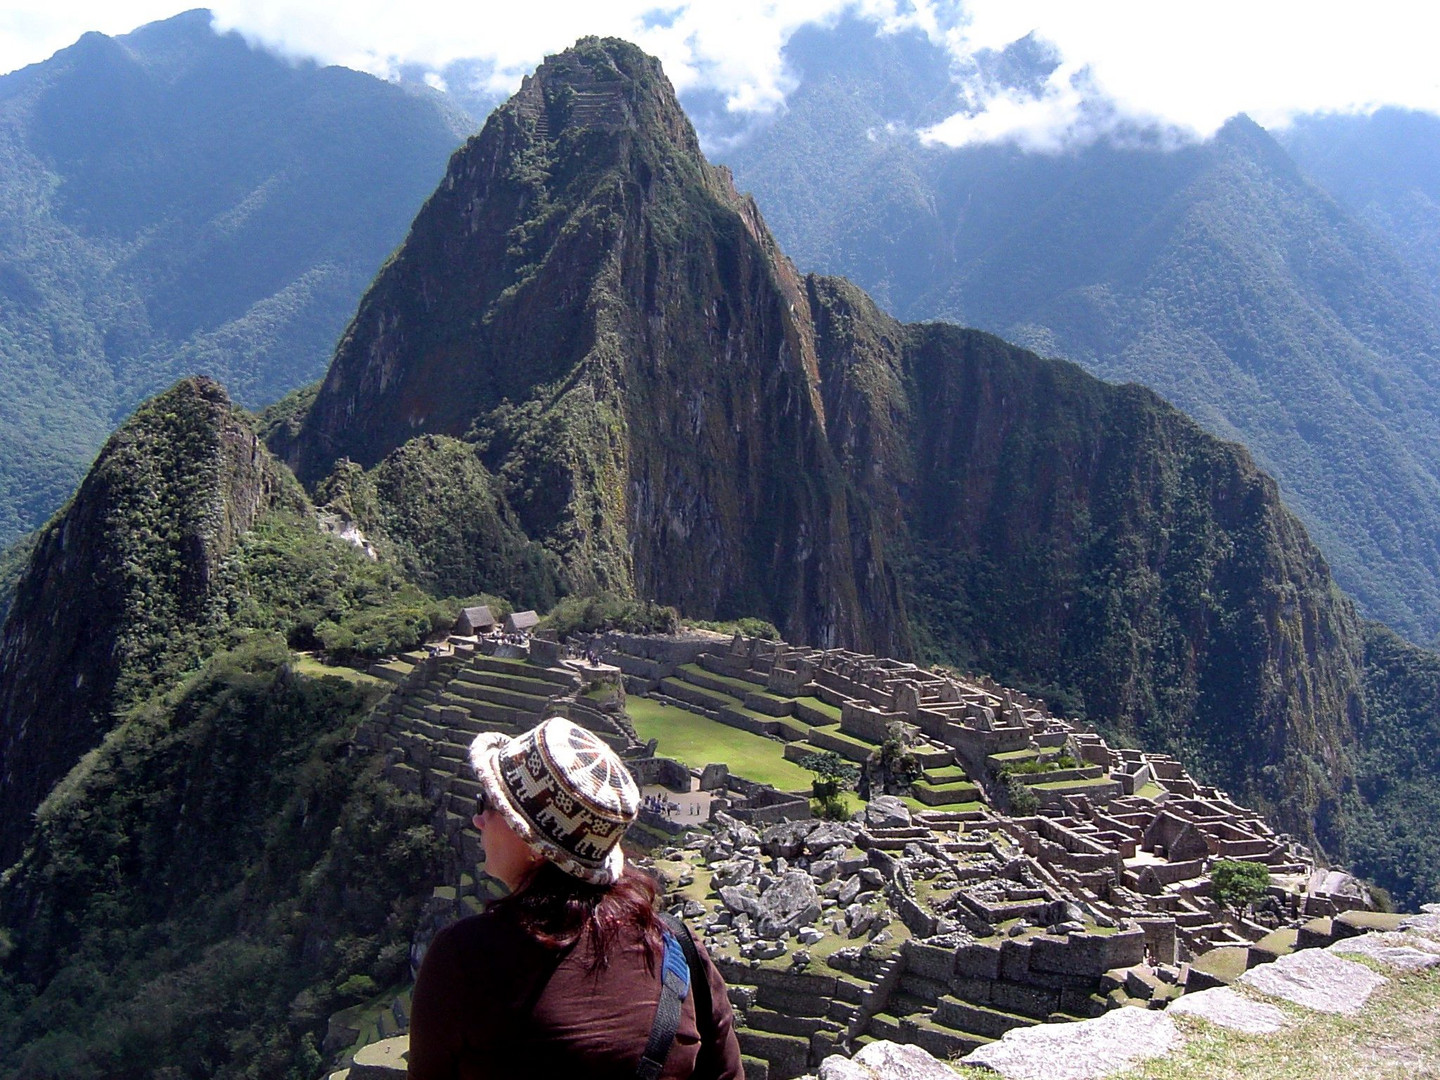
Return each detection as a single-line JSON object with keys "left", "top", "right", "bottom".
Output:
{"left": 625, "top": 697, "right": 815, "bottom": 792}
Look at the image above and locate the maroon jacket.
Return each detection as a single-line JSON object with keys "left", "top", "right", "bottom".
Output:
{"left": 407, "top": 904, "right": 744, "bottom": 1080}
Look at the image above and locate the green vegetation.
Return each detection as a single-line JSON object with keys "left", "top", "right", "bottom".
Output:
{"left": 868, "top": 725, "right": 924, "bottom": 795}
{"left": 0, "top": 641, "right": 446, "bottom": 1080}
{"left": 1211, "top": 859, "right": 1272, "bottom": 914}
{"left": 999, "top": 754, "right": 1078, "bottom": 776}
{"left": 794, "top": 696, "right": 842, "bottom": 723}
{"left": 1003, "top": 775, "right": 1040, "bottom": 816}
{"left": 678, "top": 663, "right": 766, "bottom": 693}
{"left": 219, "top": 511, "right": 458, "bottom": 666}
{"left": 289, "top": 654, "right": 389, "bottom": 688}
{"left": 0, "top": 530, "right": 37, "bottom": 625}
{"left": 810, "top": 793, "right": 857, "bottom": 820}
{"left": 541, "top": 593, "right": 679, "bottom": 637}
{"left": 315, "top": 437, "right": 560, "bottom": 608}
{"left": 799, "top": 750, "right": 860, "bottom": 801}
{"left": 1339, "top": 623, "right": 1440, "bottom": 910}
{"left": 625, "top": 697, "right": 814, "bottom": 791}
{"left": 684, "top": 617, "right": 781, "bottom": 641}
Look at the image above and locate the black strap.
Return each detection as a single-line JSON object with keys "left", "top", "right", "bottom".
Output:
{"left": 636, "top": 920, "right": 692, "bottom": 1080}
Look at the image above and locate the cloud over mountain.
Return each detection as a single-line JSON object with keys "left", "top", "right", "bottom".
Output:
{"left": 7, "top": 3, "right": 1440, "bottom": 151}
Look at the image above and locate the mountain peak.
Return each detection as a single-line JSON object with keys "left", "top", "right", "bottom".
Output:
{"left": 291, "top": 36, "right": 813, "bottom": 487}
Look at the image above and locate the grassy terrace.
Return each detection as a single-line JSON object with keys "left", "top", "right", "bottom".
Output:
{"left": 662, "top": 677, "right": 798, "bottom": 728}
{"left": 813, "top": 727, "right": 880, "bottom": 755}
{"left": 660, "top": 676, "right": 738, "bottom": 707}
{"left": 627, "top": 697, "right": 815, "bottom": 792}
{"left": 794, "top": 696, "right": 842, "bottom": 723}
{"left": 460, "top": 669, "right": 561, "bottom": 697}
{"left": 678, "top": 662, "right": 767, "bottom": 694}
{"left": 481, "top": 654, "right": 543, "bottom": 670}
{"left": 988, "top": 748, "right": 1045, "bottom": 767}
{"left": 923, "top": 764, "right": 970, "bottom": 783}
{"left": 292, "top": 654, "right": 390, "bottom": 687}
{"left": 914, "top": 779, "right": 981, "bottom": 796}
{"left": 1028, "top": 776, "right": 1117, "bottom": 791}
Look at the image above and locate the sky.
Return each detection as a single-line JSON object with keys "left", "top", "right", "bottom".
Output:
{"left": 3, "top": 1, "right": 1439, "bottom": 150}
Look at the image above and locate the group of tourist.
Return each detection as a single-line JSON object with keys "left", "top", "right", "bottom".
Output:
{"left": 406, "top": 716, "right": 743, "bottom": 1079}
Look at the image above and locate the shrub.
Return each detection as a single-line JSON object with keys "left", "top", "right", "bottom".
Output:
{"left": 811, "top": 794, "right": 854, "bottom": 821}
{"left": 799, "top": 751, "right": 859, "bottom": 801}
{"left": 1005, "top": 775, "right": 1039, "bottom": 815}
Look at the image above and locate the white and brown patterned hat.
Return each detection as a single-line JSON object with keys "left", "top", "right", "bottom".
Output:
{"left": 468, "top": 717, "right": 640, "bottom": 885}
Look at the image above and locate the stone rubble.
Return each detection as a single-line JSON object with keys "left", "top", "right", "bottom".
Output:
{"left": 815, "top": 1039, "right": 962, "bottom": 1079}
{"left": 1327, "top": 930, "right": 1440, "bottom": 971}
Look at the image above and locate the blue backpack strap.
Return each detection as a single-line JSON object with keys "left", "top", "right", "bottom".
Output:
{"left": 636, "top": 925, "right": 692, "bottom": 1080}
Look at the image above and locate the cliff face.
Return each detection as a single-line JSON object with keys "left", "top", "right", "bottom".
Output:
{"left": 0, "top": 377, "right": 289, "bottom": 865}
{"left": 898, "top": 322, "right": 1364, "bottom": 837}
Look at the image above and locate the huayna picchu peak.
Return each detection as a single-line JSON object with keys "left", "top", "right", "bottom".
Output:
{"left": 291, "top": 37, "right": 894, "bottom": 655}
{"left": 1, "top": 32, "right": 1439, "bottom": 1080}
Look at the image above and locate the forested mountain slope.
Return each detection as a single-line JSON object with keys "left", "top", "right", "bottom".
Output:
{"left": 0, "top": 9, "right": 469, "bottom": 548}
{"left": 1281, "top": 108, "right": 1440, "bottom": 296}
{"left": 718, "top": 19, "right": 1440, "bottom": 648}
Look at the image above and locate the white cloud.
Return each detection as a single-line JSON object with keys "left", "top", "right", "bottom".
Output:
{"left": 921, "top": 1, "right": 1440, "bottom": 148}
{"left": 3, "top": 2, "right": 1440, "bottom": 151}
{"left": 208, "top": 0, "right": 873, "bottom": 114}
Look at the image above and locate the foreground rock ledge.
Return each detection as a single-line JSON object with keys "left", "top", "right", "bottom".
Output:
{"left": 959, "top": 1007, "right": 1179, "bottom": 1080}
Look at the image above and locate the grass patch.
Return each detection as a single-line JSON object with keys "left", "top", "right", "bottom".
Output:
{"left": 677, "top": 662, "right": 766, "bottom": 693}
{"left": 659, "top": 677, "right": 742, "bottom": 708}
{"left": 989, "top": 748, "right": 1042, "bottom": 762}
{"left": 1028, "top": 776, "right": 1116, "bottom": 791}
{"left": 292, "top": 654, "right": 390, "bottom": 687}
{"left": 923, "top": 764, "right": 970, "bottom": 783}
{"left": 914, "top": 779, "right": 981, "bottom": 795}
{"left": 1135, "top": 781, "right": 1166, "bottom": 800}
{"left": 626, "top": 697, "right": 814, "bottom": 792}
{"left": 795, "top": 696, "right": 842, "bottom": 722}
{"left": 814, "top": 728, "right": 881, "bottom": 754}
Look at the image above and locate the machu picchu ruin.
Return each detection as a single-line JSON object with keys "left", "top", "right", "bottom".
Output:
{"left": 327, "top": 623, "right": 1382, "bottom": 1080}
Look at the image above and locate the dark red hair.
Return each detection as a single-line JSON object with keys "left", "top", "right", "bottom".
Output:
{"left": 492, "top": 861, "right": 666, "bottom": 970}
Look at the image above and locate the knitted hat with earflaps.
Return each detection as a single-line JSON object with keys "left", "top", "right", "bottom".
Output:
{"left": 469, "top": 716, "right": 640, "bottom": 885}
